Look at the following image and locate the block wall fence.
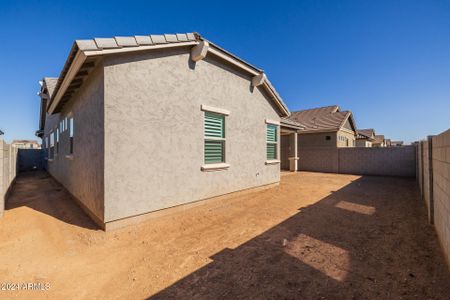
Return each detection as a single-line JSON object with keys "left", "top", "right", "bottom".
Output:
{"left": 0, "top": 140, "right": 18, "bottom": 216}
{"left": 417, "top": 129, "right": 450, "bottom": 268}
{"left": 298, "top": 146, "right": 416, "bottom": 177}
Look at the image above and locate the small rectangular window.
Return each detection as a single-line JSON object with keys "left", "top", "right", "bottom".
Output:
{"left": 49, "top": 131, "right": 54, "bottom": 159}
{"left": 266, "top": 124, "right": 278, "bottom": 160}
{"left": 204, "top": 112, "right": 225, "bottom": 164}
{"left": 55, "top": 128, "right": 59, "bottom": 154}
{"left": 69, "top": 117, "right": 74, "bottom": 154}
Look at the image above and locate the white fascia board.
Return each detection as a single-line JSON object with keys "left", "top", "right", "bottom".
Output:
{"left": 48, "top": 50, "right": 87, "bottom": 114}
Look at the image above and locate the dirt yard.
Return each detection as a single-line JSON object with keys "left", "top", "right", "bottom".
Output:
{"left": 0, "top": 171, "right": 449, "bottom": 299}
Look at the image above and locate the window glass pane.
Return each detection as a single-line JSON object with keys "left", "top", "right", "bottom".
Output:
{"left": 204, "top": 112, "right": 224, "bottom": 138}
{"left": 267, "top": 124, "right": 277, "bottom": 142}
{"left": 205, "top": 140, "right": 224, "bottom": 164}
{"left": 69, "top": 118, "right": 74, "bottom": 137}
{"left": 267, "top": 143, "right": 277, "bottom": 160}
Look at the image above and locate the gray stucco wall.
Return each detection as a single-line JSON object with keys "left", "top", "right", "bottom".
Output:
{"left": 103, "top": 48, "right": 281, "bottom": 222}
{"left": 44, "top": 64, "right": 105, "bottom": 223}
{"left": 298, "top": 145, "right": 416, "bottom": 177}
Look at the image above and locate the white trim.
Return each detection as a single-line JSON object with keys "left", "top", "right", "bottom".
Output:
{"left": 265, "top": 119, "right": 280, "bottom": 126}
{"left": 48, "top": 51, "right": 87, "bottom": 114}
{"left": 65, "top": 155, "right": 74, "bottom": 160}
{"left": 84, "top": 41, "right": 197, "bottom": 57}
{"left": 201, "top": 104, "right": 230, "bottom": 116}
{"left": 208, "top": 47, "right": 259, "bottom": 76}
{"left": 201, "top": 163, "right": 230, "bottom": 171}
{"left": 265, "top": 160, "right": 280, "bottom": 165}
{"left": 288, "top": 157, "right": 299, "bottom": 160}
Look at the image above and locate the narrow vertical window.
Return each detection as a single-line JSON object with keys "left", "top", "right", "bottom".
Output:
{"left": 49, "top": 131, "right": 54, "bottom": 159}
{"left": 266, "top": 124, "right": 278, "bottom": 160}
{"left": 56, "top": 128, "right": 59, "bottom": 154}
{"left": 204, "top": 112, "right": 225, "bottom": 164}
{"left": 69, "top": 117, "right": 74, "bottom": 154}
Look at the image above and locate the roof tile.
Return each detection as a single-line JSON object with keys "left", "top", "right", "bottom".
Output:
{"left": 114, "top": 36, "right": 138, "bottom": 47}
{"left": 134, "top": 35, "right": 153, "bottom": 45}
{"left": 150, "top": 35, "right": 167, "bottom": 44}
{"left": 164, "top": 34, "right": 178, "bottom": 42}
{"left": 94, "top": 38, "right": 120, "bottom": 49}
{"left": 76, "top": 40, "right": 99, "bottom": 51}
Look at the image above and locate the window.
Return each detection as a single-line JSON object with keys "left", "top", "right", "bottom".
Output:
{"left": 204, "top": 112, "right": 225, "bottom": 164}
{"left": 326, "top": 135, "right": 331, "bottom": 141}
{"left": 266, "top": 124, "right": 278, "bottom": 160}
{"left": 49, "top": 131, "right": 54, "bottom": 159}
{"left": 69, "top": 117, "right": 74, "bottom": 154}
{"left": 55, "top": 128, "right": 59, "bottom": 154}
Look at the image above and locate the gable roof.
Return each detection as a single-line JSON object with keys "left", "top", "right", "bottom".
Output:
{"left": 373, "top": 135, "right": 385, "bottom": 144}
{"left": 284, "top": 105, "right": 356, "bottom": 133}
{"left": 44, "top": 32, "right": 289, "bottom": 117}
{"left": 356, "top": 128, "right": 376, "bottom": 140}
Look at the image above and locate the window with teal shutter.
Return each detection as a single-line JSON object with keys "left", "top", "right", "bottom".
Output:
{"left": 204, "top": 112, "right": 225, "bottom": 164}
{"left": 266, "top": 124, "right": 278, "bottom": 160}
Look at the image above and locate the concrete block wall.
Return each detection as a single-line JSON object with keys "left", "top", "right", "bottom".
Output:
{"left": 339, "top": 146, "right": 416, "bottom": 177}
{"left": 0, "top": 140, "right": 18, "bottom": 216}
{"left": 418, "top": 129, "right": 450, "bottom": 267}
{"left": 298, "top": 146, "right": 416, "bottom": 177}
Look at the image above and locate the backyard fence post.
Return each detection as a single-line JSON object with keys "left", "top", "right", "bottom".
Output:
{"left": 427, "top": 135, "right": 434, "bottom": 225}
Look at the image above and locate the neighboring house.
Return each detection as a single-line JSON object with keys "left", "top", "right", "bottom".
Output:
{"left": 11, "top": 140, "right": 41, "bottom": 149}
{"left": 37, "top": 32, "right": 292, "bottom": 230}
{"left": 356, "top": 128, "right": 376, "bottom": 147}
{"left": 284, "top": 105, "right": 357, "bottom": 148}
{"left": 385, "top": 139, "right": 392, "bottom": 147}
{"left": 391, "top": 141, "right": 404, "bottom": 147}
{"left": 373, "top": 135, "right": 387, "bottom": 147}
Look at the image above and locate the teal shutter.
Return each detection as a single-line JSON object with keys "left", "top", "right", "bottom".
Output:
{"left": 267, "top": 124, "right": 277, "bottom": 142}
{"left": 267, "top": 144, "right": 277, "bottom": 160}
{"left": 266, "top": 124, "right": 278, "bottom": 160}
{"left": 205, "top": 140, "right": 224, "bottom": 163}
{"left": 205, "top": 112, "right": 224, "bottom": 138}
{"left": 204, "top": 112, "right": 225, "bottom": 164}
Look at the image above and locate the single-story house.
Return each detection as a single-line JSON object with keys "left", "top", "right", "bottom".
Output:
{"left": 372, "top": 135, "right": 387, "bottom": 147}
{"left": 283, "top": 105, "right": 357, "bottom": 149}
{"left": 391, "top": 140, "right": 404, "bottom": 147}
{"left": 11, "top": 140, "right": 41, "bottom": 149}
{"left": 356, "top": 128, "right": 376, "bottom": 147}
{"left": 37, "top": 32, "right": 302, "bottom": 230}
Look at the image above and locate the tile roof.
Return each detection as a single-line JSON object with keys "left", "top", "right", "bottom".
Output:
{"left": 285, "top": 105, "right": 355, "bottom": 133}
{"left": 44, "top": 32, "right": 289, "bottom": 117}
{"left": 373, "top": 135, "right": 385, "bottom": 144}
{"left": 356, "top": 128, "right": 375, "bottom": 140}
{"left": 43, "top": 77, "right": 59, "bottom": 98}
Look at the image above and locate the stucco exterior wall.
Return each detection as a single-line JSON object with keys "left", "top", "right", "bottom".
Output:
{"left": 103, "top": 48, "right": 281, "bottom": 222}
{"left": 337, "top": 129, "right": 356, "bottom": 147}
{"left": 356, "top": 140, "right": 372, "bottom": 147}
{"left": 44, "top": 64, "right": 105, "bottom": 223}
{"left": 298, "top": 132, "right": 337, "bottom": 148}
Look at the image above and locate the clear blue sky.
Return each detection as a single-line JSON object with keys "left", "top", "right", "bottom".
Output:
{"left": 1, "top": 0, "right": 449, "bottom": 143}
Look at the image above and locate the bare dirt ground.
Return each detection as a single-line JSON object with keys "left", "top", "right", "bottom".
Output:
{"left": 0, "top": 171, "right": 449, "bottom": 299}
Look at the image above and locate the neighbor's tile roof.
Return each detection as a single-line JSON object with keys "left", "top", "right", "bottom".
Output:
{"left": 43, "top": 77, "right": 59, "bottom": 98}
{"left": 356, "top": 128, "right": 375, "bottom": 140}
{"left": 286, "top": 105, "right": 353, "bottom": 132}
{"left": 373, "top": 135, "right": 385, "bottom": 144}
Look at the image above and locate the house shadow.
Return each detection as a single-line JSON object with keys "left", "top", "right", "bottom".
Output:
{"left": 5, "top": 171, "right": 98, "bottom": 230}
{"left": 150, "top": 175, "right": 450, "bottom": 299}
